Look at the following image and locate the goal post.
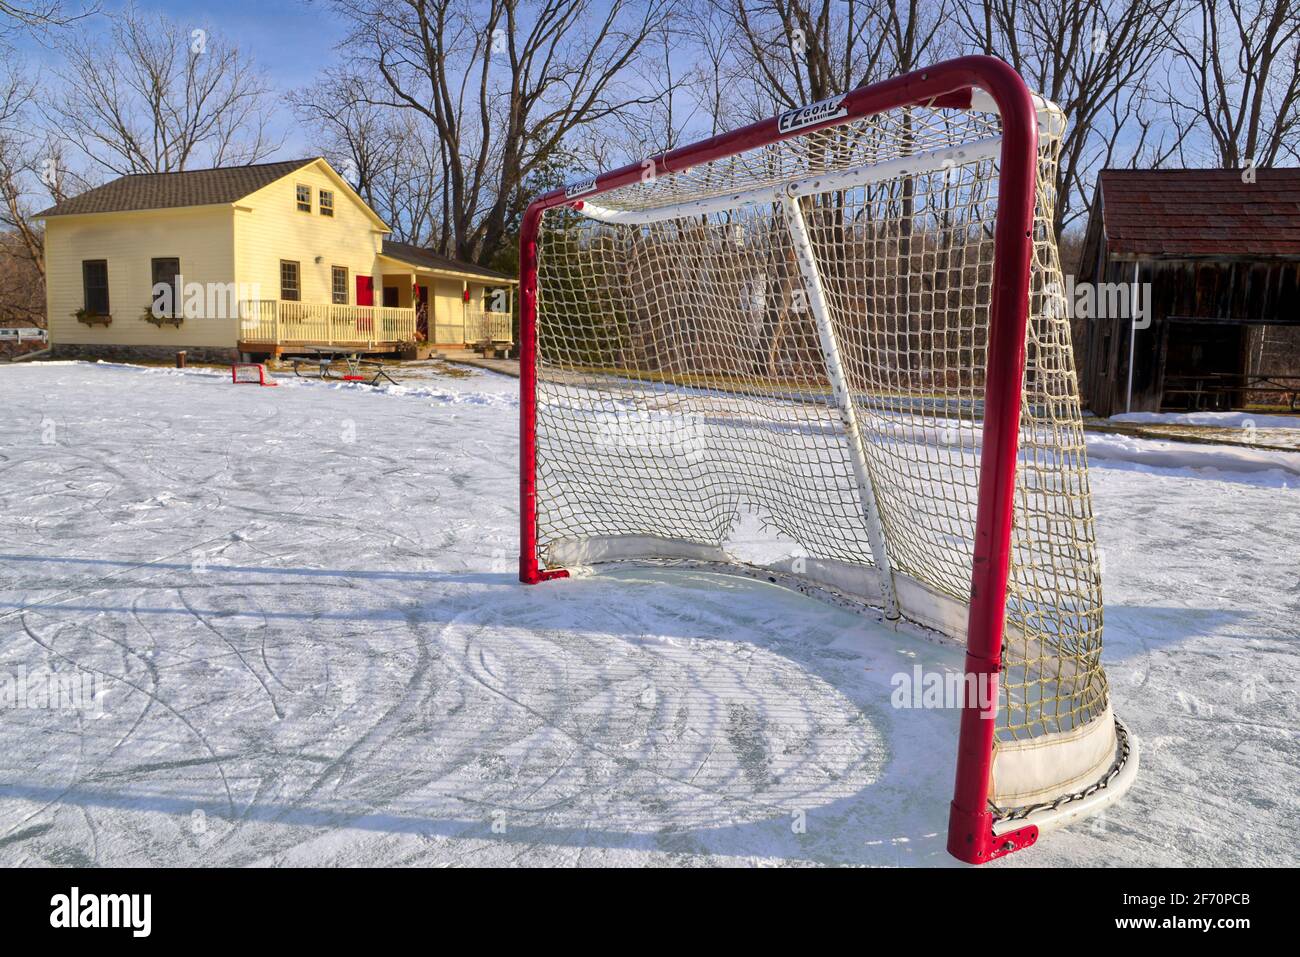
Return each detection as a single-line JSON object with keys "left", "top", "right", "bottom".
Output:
{"left": 518, "top": 56, "right": 1137, "bottom": 863}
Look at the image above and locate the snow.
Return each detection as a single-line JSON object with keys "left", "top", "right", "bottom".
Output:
{"left": 0, "top": 360, "right": 1295, "bottom": 867}
{"left": 1111, "top": 410, "right": 1300, "bottom": 430}
{"left": 1084, "top": 432, "right": 1300, "bottom": 478}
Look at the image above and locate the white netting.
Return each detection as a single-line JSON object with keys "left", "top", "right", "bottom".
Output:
{"left": 529, "top": 102, "right": 1109, "bottom": 803}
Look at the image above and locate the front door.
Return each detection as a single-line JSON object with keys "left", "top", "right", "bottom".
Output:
{"left": 356, "top": 276, "right": 374, "bottom": 306}
{"left": 355, "top": 276, "right": 375, "bottom": 333}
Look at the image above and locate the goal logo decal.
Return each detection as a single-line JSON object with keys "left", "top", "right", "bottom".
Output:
{"left": 778, "top": 95, "right": 848, "bottom": 134}
{"left": 564, "top": 178, "right": 598, "bottom": 199}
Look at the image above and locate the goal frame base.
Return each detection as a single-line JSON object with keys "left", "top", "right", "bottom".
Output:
{"left": 950, "top": 809, "right": 1038, "bottom": 864}
{"left": 520, "top": 565, "right": 569, "bottom": 585}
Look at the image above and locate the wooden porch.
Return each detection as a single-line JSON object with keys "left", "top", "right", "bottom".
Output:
{"left": 236, "top": 299, "right": 514, "bottom": 357}
{"left": 463, "top": 308, "right": 513, "bottom": 348}
{"left": 238, "top": 299, "right": 417, "bottom": 355}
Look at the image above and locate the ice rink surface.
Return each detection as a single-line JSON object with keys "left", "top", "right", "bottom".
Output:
{"left": 0, "top": 361, "right": 1295, "bottom": 867}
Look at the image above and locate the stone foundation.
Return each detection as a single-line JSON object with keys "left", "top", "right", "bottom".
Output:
{"left": 48, "top": 343, "right": 241, "bottom": 364}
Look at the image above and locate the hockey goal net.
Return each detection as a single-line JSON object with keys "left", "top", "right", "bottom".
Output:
{"left": 518, "top": 57, "right": 1136, "bottom": 863}
{"left": 231, "top": 363, "right": 276, "bottom": 386}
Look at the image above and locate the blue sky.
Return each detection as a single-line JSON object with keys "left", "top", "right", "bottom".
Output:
{"left": 12, "top": 0, "right": 352, "bottom": 157}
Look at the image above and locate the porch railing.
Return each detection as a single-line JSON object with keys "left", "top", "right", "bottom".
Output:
{"left": 239, "top": 300, "right": 417, "bottom": 347}
{"left": 463, "top": 309, "right": 513, "bottom": 345}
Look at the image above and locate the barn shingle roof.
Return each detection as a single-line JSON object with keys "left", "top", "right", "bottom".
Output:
{"left": 1097, "top": 168, "right": 1300, "bottom": 258}
{"left": 36, "top": 159, "right": 320, "bottom": 217}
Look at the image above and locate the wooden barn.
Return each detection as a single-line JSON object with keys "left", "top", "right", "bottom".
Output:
{"left": 1077, "top": 169, "right": 1300, "bottom": 417}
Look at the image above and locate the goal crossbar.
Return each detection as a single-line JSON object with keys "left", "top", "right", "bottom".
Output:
{"left": 518, "top": 55, "right": 1135, "bottom": 864}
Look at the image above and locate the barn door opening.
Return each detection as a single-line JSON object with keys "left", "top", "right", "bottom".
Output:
{"left": 1162, "top": 319, "right": 1249, "bottom": 410}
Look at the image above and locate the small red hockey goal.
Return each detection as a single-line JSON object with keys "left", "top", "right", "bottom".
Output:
{"left": 231, "top": 363, "right": 277, "bottom": 386}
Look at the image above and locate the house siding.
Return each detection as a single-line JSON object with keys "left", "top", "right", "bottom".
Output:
{"left": 432, "top": 278, "right": 466, "bottom": 344}
{"left": 45, "top": 205, "right": 238, "bottom": 352}
{"left": 233, "top": 161, "right": 384, "bottom": 313}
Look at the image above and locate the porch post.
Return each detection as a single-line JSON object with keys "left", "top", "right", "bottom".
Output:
{"left": 411, "top": 271, "right": 419, "bottom": 343}
{"left": 1126, "top": 259, "right": 1140, "bottom": 413}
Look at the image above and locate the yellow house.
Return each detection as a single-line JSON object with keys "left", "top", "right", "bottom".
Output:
{"left": 38, "top": 157, "right": 516, "bottom": 362}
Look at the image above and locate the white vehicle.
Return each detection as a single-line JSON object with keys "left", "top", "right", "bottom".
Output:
{"left": 0, "top": 327, "right": 46, "bottom": 341}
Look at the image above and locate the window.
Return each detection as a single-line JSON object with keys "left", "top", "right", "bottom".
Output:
{"left": 332, "top": 266, "right": 348, "bottom": 305}
{"left": 82, "top": 260, "right": 109, "bottom": 316}
{"left": 296, "top": 184, "right": 311, "bottom": 213}
{"left": 280, "top": 260, "right": 300, "bottom": 301}
{"left": 319, "top": 189, "right": 334, "bottom": 217}
{"left": 382, "top": 286, "right": 399, "bottom": 308}
{"left": 151, "top": 257, "right": 180, "bottom": 316}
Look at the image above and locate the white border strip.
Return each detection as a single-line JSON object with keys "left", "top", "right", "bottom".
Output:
{"left": 576, "top": 136, "right": 1003, "bottom": 227}
{"left": 992, "top": 717, "right": 1140, "bottom": 837}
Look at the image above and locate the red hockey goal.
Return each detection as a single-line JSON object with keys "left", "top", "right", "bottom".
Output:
{"left": 231, "top": 363, "right": 277, "bottom": 386}
{"left": 517, "top": 56, "right": 1136, "bottom": 863}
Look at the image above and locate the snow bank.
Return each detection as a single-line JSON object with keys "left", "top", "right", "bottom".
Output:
{"left": 1085, "top": 432, "right": 1300, "bottom": 479}
{"left": 19, "top": 360, "right": 1300, "bottom": 477}
{"left": 9, "top": 358, "right": 519, "bottom": 407}
{"left": 1110, "top": 410, "right": 1300, "bottom": 430}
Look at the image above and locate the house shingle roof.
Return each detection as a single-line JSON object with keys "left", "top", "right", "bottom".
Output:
{"left": 36, "top": 159, "right": 320, "bottom": 217}
{"left": 380, "top": 240, "right": 514, "bottom": 282}
{"left": 1097, "top": 168, "right": 1300, "bottom": 258}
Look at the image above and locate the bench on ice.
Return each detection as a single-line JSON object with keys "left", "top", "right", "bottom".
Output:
{"left": 291, "top": 346, "right": 397, "bottom": 386}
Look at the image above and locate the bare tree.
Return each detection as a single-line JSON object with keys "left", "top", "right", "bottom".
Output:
{"left": 330, "top": 0, "right": 677, "bottom": 265}
{"left": 0, "top": 67, "right": 85, "bottom": 279}
{"left": 46, "top": 4, "right": 280, "bottom": 176}
{"left": 291, "top": 71, "right": 402, "bottom": 216}
{"left": 0, "top": 228, "right": 43, "bottom": 324}
{"left": 0, "top": 0, "right": 92, "bottom": 327}
{"left": 0, "top": 67, "right": 41, "bottom": 279}
{"left": 680, "top": 1, "right": 953, "bottom": 373}
{"left": 0, "top": 0, "right": 94, "bottom": 42}
{"left": 601, "top": 20, "right": 698, "bottom": 159}
{"left": 292, "top": 72, "right": 448, "bottom": 245}
{"left": 0, "top": 65, "right": 90, "bottom": 327}
{"left": 695, "top": 0, "right": 952, "bottom": 120}
{"left": 680, "top": 2, "right": 735, "bottom": 137}
{"left": 959, "top": 0, "right": 1181, "bottom": 237}
{"left": 1162, "top": 0, "right": 1300, "bottom": 166}
{"left": 374, "top": 119, "right": 446, "bottom": 245}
